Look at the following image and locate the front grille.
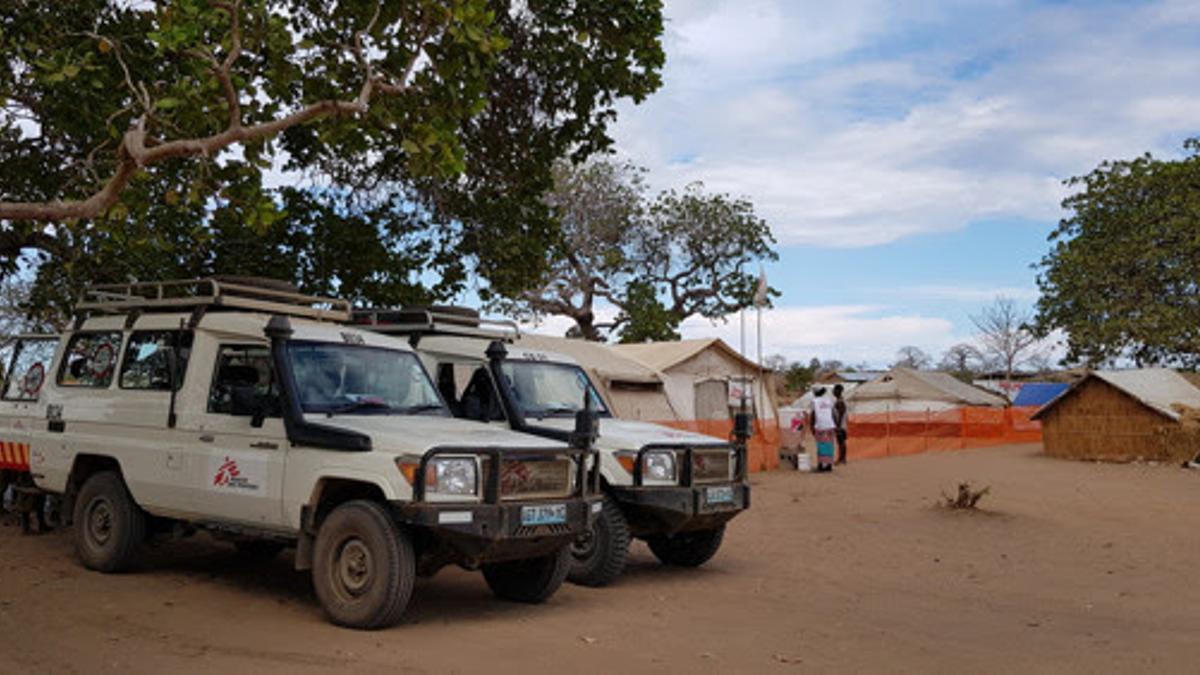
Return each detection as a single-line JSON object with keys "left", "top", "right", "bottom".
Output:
{"left": 513, "top": 523, "right": 573, "bottom": 537}
{"left": 692, "top": 449, "right": 733, "bottom": 484}
{"left": 488, "top": 457, "right": 574, "bottom": 500}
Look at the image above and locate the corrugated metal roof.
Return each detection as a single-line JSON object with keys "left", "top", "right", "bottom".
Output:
{"left": 1031, "top": 368, "right": 1200, "bottom": 421}
{"left": 1092, "top": 369, "right": 1200, "bottom": 421}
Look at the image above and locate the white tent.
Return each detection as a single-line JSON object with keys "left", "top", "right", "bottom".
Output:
{"left": 846, "top": 367, "right": 1006, "bottom": 413}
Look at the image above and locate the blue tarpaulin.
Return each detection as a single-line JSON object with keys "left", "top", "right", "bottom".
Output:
{"left": 1013, "top": 382, "right": 1069, "bottom": 407}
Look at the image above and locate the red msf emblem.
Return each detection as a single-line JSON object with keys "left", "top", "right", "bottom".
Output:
{"left": 501, "top": 462, "right": 532, "bottom": 493}
{"left": 214, "top": 457, "right": 241, "bottom": 486}
{"left": 693, "top": 455, "right": 708, "bottom": 473}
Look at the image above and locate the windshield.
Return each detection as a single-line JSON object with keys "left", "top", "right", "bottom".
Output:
{"left": 501, "top": 361, "right": 609, "bottom": 418}
{"left": 287, "top": 342, "right": 445, "bottom": 415}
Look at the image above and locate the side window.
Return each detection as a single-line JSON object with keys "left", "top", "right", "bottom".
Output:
{"left": 57, "top": 332, "right": 123, "bottom": 388}
{"left": 3, "top": 338, "right": 59, "bottom": 401}
{"left": 119, "top": 331, "right": 194, "bottom": 390}
{"left": 208, "top": 345, "right": 280, "bottom": 417}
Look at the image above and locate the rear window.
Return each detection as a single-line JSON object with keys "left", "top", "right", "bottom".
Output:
{"left": 57, "top": 332, "right": 123, "bottom": 388}
{"left": 3, "top": 338, "right": 58, "bottom": 401}
{"left": 119, "top": 330, "right": 193, "bottom": 391}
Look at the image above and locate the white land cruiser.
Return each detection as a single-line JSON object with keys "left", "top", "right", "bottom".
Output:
{"left": 353, "top": 308, "right": 750, "bottom": 587}
{"left": 0, "top": 280, "right": 598, "bottom": 629}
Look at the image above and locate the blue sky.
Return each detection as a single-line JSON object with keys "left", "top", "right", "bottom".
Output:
{"left": 539, "top": 0, "right": 1200, "bottom": 367}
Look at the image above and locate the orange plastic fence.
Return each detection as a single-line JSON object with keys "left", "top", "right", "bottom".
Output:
{"left": 842, "top": 406, "right": 1042, "bottom": 460}
{"left": 654, "top": 419, "right": 781, "bottom": 473}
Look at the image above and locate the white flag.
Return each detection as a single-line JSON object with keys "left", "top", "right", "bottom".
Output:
{"left": 752, "top": 267, "right": 769, "bottom": 307}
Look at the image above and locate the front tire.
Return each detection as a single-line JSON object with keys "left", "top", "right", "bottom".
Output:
{"left": 482, "top": 546, "right": 572, "bottom": 604}
{"left": 312, "top": 500, "right": 415, "bottom": 630}
{"left": 568, "top": 497, "right": 630, "bottom": 587}
{"left": 647, "top": 525, "right": 726, "bottom": 568}
{"left": 73, "top": 471, "right": 146, "bottom": 573}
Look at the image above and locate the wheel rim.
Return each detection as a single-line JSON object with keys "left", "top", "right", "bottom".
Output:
{"left": 334, "top": 538, "right": 374, "bottom": 598}
{"left": 85, "top": 497, "right": 114, "bottom": 548}
{"left": 570, "top": 523, "right": 598, "bottom": 561}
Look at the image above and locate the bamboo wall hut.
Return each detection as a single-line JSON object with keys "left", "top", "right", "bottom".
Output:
{"left": 1032, "top": 369, "right": 1200, "bottom": 462}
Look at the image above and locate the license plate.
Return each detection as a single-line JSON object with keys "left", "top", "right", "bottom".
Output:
{"left": 521, "top": 503, "right": 567, "bottom": 526}
{"left": 706, "top": 486, "right": 735, "bottom": 505}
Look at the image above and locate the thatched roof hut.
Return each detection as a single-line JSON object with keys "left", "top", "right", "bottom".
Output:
{"left": 1032, "top": 369, "right": 1200, "bottom": 462}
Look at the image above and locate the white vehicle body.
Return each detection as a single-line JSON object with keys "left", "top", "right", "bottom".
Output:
{"left": 0, "top": 281, "right": 598, "bottom": 627}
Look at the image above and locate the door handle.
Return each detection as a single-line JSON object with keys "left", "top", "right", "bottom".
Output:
{"left": 198, "top": 434, "right": 215, "bottom": 443}
{"left": 249, "top": 441, "right": 279, "bottom": 450}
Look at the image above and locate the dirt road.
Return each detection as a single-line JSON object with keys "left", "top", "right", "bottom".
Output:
{"left": 3, "top": 444, "right": 1199, "bottom": 674}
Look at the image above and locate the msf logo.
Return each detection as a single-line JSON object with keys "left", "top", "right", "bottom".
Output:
{"left": 214, "top": 457, "right": 241, "bottom": 487}
{"left": 213, "top": 456, "right": 260, "bottom": 491}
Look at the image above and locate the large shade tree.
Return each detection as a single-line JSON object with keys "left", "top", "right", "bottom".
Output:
{"left": 1034, "top": 139, "right": 1200, "bottom": 367}
{"left": 512, "top": 159, "right": 778, "bottom": 341}
{"left": 0, "top": 0, "right": 664, "bottom": 314}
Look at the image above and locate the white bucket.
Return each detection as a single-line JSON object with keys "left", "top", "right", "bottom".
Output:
{"left": 795, "top": 453, "right": 812, "bottom": 472}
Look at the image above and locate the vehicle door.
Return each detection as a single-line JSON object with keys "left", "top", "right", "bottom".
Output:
{"left": 175, "top": 342, "right": 287, "bottom": 529}
{"left": 0, "top": 336, "right": 58, "bottom": 474}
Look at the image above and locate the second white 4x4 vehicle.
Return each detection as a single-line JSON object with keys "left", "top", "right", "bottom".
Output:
{"left": 354, "top": 308, "right": 751, "bottom": 587}
{"left": 2, "top": 280, "right": 598, "bottom": 629}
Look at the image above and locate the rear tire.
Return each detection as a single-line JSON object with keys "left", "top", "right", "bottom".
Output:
{"left": 73, "top": 471, "right": 146, "bottom": 573}
{"left": 312, "top": 500, "right": 415, "bottom": 630}
{"left": 647, "top": 525, "right": 726, "bottom": 568}
{"left": 482, "top": 546, "right": 572, "bottom": 603}
{"left": 568, "top": 497, "right": 630, "bottom": 587}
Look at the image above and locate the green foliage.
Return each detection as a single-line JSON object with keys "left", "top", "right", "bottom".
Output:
{"left": 1, "top": 0, "right": 665, "bottom": 311}
{"left": 516, "top": 159, "right": 777, "bottom": 341}
{"left": 1034, "top": 139, "right": 1200, "bottom": 367}
{"left": 617, "top": 281, "right": 679, "bottom": 343}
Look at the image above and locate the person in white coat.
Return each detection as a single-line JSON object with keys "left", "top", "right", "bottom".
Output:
{"left": 809, "top": 387, "right": 837, "bottom": 472}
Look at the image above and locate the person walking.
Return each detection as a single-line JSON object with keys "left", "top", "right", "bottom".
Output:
{"left": 833, "top": 384, "right": 849, "bottom": 465}
{"left": 810, "top": 387, "right": 837, "bottom": 472}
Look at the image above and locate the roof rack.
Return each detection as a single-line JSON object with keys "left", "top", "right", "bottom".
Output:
{"left": 77, "top": 278, "right": 352, "bottom": 322}
{"left": 352, "top": 306, "right": 519, "bottom": 342}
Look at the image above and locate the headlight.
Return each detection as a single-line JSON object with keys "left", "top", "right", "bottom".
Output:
{"left": 643, "top": 450, "right": 677, "bottom": 483}
{"left": 430, "top": 457, "right": 478, "bottom": 497}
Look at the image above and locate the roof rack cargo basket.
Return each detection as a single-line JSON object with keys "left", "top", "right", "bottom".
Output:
{"left": 352, "top": 306, "right": 519, "bottom": 341}
{"left": 77, "top": 278, "right": 352, "bottom": 321}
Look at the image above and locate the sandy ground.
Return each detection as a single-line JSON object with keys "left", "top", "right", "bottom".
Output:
{"left": 2, "top": 443, "right": 1199, "bottom": 674}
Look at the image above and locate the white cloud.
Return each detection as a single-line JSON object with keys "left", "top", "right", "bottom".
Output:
{"left": 613, "top": 0, "right": 1200, "bottom": 247}
{"left": 678, "top": 305, "right": 958, "bottom": 367}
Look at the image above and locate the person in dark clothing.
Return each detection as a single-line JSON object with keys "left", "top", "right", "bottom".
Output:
{"left": 833, "top": 384, "right": 849, "bottom": 465}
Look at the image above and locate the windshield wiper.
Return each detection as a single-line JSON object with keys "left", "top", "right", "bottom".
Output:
{"left": 326, "top": 399, "right": 395, "bottom": 416}
{"left": 530, "top": 405, "right": 578, "bottom": 419}
{"left": 397, "top": 403, "right": 446, "bottom": 416}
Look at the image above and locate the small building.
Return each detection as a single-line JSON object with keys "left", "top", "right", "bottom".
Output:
{"left": 513, "top": 334, "right": 678, "bottom": 420}
{"left": 847, "top": 367, "right": 1007, "bottom": 414}
{"left": 1032, "top": 369, "right": 1200, "bottom": 462}
{"left": 613, "top": 338, "right": 780, "bottom": 471}
{"left": 612, "top": 339, "right": 778, "bottom": 426}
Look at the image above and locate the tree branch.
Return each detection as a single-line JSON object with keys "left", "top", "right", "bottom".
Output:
{"left": 0, "top": 7, "right": 447, "bottom": 225}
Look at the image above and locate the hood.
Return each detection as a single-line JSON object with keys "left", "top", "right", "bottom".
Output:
{"left": 531, "top": 416, "right": 729, "bottom": 450}
{"left": 303, "top": 413, "right": 565, "bottom": 453}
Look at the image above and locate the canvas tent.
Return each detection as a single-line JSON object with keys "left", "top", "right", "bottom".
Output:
{"left": 613, "top": 339, "right": 780, "bottom": 471}
{"left": 846, "top": 367, "right": 1006, "bottom": 414}
{"left": 1033, "top": 369, "right": 1200, "bottom": 462}
{"left": 513, "top": 334, "right": 678, "bottom": 421}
